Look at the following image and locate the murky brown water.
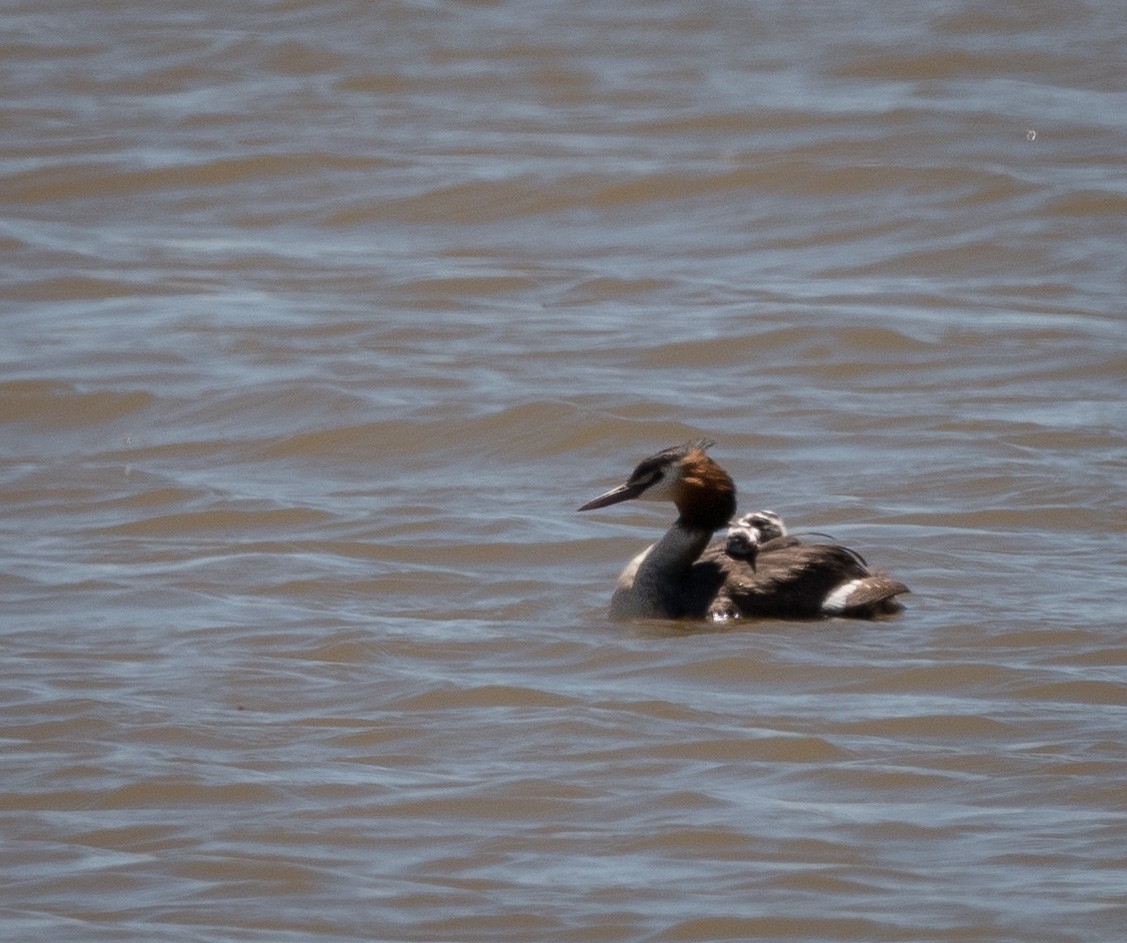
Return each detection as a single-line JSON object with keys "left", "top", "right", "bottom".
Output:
{"left": 3, "top": 1, "right": 1126, "bottom": 941}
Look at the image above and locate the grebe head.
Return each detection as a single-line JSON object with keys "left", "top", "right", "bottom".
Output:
{"left": 578, "top": 440, "right": 737, "bottom": 531}
{"left": 728, "top": 510, "right": 787, "bottom": 544}
{"left": 723, "top": 510, "right": 787, "bottom": 568}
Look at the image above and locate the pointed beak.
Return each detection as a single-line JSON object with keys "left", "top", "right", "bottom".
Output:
{"left": 578, "top": 481, "right": 646, "bottom": 512}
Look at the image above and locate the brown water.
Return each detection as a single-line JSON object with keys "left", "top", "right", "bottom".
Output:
{"left": 3, "top": 1, "right": 1126, "bottom": 941}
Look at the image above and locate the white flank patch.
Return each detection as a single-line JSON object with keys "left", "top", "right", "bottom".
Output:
{"left": 822, "top": 579, "right": 862, "bottom": 614}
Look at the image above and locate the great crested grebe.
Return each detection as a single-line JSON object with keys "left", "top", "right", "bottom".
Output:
{"left": 578, "top": 441, "right": 909, "bottom": 621}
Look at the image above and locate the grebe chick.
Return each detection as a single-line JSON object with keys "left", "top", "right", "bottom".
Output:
{"left": 578, "top": 442, "right": 909, "bottom": 621}
{"left": 723, "top": 510, "right": 788, "bottom": 562}
{"left": 721, "top": 510, "right": 865, "bottom": 567}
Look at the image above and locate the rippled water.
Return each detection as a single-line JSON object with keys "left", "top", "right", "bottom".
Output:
{"left": 3, "top": 1, "right": 1126, "bottom": 940}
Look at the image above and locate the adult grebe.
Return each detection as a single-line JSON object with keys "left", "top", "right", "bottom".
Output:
{"left": 578, "top": 441, "right": 909, "bottom": 621}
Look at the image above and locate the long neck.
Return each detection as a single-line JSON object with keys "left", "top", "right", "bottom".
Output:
{"left": 638, "top": 455, "right": 736, "bottom": 597}
{"left": 625, "top": 519, "right": 716, "bottom": 618}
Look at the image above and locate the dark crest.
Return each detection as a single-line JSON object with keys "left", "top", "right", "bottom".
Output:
{"left": 627, "top": 438, "right": 714, "bottom": 486}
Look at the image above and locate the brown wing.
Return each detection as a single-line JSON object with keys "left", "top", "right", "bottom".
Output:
{"left": 692, "top": 538, "right": 905, "bottom": 619}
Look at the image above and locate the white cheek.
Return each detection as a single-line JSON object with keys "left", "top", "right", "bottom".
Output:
{"left": 637, "top": 476, "right": 675, "bottom": 501}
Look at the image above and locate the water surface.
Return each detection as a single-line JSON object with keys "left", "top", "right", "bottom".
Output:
{"left": 3, "top": 1, "right": 1126, "bottom": 940}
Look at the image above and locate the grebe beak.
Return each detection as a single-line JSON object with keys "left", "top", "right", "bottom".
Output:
{"left": 578, "top": 480, "right": 647, "bottom": 511}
